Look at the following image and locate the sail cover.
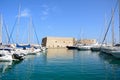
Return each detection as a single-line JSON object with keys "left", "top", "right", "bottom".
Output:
{"left": 16, "top": 44, "right": 31, "bottom": 48}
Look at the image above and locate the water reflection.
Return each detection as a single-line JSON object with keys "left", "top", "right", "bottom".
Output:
{"left": 0, "top": 60, "right": 22, "bottom": 74}
{"left": 99, "top": 52, "right": 120, "bottom": 66}
{"left": 0, "top": 61, "right": 12, "bottom": 74}
{"left": 46, "top": 49, "right": 100, "bottom": 63}
{"left": 47, "top": 48, "right": 74, "bottom": 60}
{"left": 0, "top": 49, "right": 120, "bottom": 80}
{"left": 41, "top": 52, "right": 47, "bottom": 64}
{"left": 99, "top": 52, "right": 120, "bottom": 80}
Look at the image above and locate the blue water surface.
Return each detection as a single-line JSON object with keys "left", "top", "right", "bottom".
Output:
{"left": 0, "top": 49, "right": 120, "bottom": 80}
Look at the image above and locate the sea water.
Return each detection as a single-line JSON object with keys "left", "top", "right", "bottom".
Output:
{"left": 0, "top": 49, "right": 120, "bottom": 80}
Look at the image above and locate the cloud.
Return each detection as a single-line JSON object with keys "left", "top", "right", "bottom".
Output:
{"left": 47, "top": 25, "right": 52, "bottom": 30}
{"left": 20, "top": 9, "right": 30, "bottom": 17}
{"left": 41, "top": 4, "right": 48, "bottom": 8}
{"left": 41, "top": 16, "right": 47, "bottom": 20}
{"left": 16, "top": 8, "right": 31, "bottom": 18}
{"left": 40, "top": 4, "right": 59, "bottom": 21}
{"left": 42, "top": 10, "right": 49, "bottom": 15}
{"left": 40, "top": 4, "right": 50, "bottom": 20}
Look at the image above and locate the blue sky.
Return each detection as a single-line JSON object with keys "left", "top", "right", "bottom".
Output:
{"left": 0, "top": 0, "right": 119, "bottom": 44}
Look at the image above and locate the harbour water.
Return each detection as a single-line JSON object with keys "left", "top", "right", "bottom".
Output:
{"left": 0, "top": 49, "right": 120, "bottom": 80}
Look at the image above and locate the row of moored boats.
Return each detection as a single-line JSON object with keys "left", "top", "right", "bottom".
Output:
{"left": 0, "top": 44, "right": 47, "bottom": 62}
{"left": 66, "top": 43, "right": 120, "bottom": 58}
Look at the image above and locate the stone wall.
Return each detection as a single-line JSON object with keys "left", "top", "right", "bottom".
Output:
{"left": 41, "top": 37, "right": 75, "bottom": 48}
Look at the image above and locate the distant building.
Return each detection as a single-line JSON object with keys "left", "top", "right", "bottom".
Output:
{"left": 41, "top": 37, "right": 75, "bottom": 48}
{"left": 77, "top": 39, "right": 97, "bottom": 45}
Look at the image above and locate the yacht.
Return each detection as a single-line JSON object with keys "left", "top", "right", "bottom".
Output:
{"left": 108, "top": 44, "right": 120, "bottom": 58}
{"left": 27, "top": 47, "right": 41, "bottom": 55}
{"left": 100, "top": 1, "right": 120, "bottom": 58}
{"left": 66, "top": 46, "right": 78, "bottom": 50}
{"left": 91, "top": 46, "right": 100, "bottom": 51}
{"left": 0, "top": 51, "right": 12, "bottom": 62}
{"left": 77, "top": 45, "right": 92, "bottom": 50}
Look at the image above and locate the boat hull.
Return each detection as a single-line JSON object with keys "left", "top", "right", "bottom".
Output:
{"left": 66, "top": 46, "right": 78, "bottom": 50}
{"left": 110, "top": 51, "right": 120, "bottom": 58}
{"left": 91, "top": 47, "right": 100, "bottom": 51}
{"left": 77, "top": 46, "right": 92, "bottom": 51}
{"left": 91, "top": 46, "right": 101, "bottom": 51}
{"left": 0, "top": 55, "right": 12, "bottom": 62}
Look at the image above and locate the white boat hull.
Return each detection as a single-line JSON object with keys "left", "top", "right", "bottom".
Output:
{"left": 0, "top": 55, "right": 12, "bottom": 62}
{"left": 27, "top": 49, "right": 41, "bottom": 55}
{"left": 77, "top": 46, "right": 92, "bottom": 50}
{"left": 0, "top": 50, "right": 13, "bottom": 62}
{"left": 101, "top": 46, "right": 120, "bottom": 58}
{"left": 111, "top": 51, "right": 120, "bottom": 58}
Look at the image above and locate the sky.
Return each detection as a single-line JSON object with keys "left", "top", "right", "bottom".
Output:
{"left": 0, "top": 0, "right": 119, "bottom": 44}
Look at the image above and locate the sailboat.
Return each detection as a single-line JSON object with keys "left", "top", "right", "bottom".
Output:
{"left": 101, "top": 0, "right": 120, "bottom": 58}
{"left": 10, "top": 5, "right": 33, "bottom": 57}
{"left": 109, "top": 0, "right": 120, "bottom": 58}
{"left": 7, "top": 5, "right": 28, "bottom": 59}
{"left": 0, "top": 14, "right": 13, "bottom": 62}
{"left": 27, "top": 17, "right": 42, "bottom": 55}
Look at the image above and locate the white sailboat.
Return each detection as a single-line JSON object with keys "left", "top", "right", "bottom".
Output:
{"left": 13, "top": 5, "right": 29, "bottom": 56}
{"left": 27, "top": 17, "right": 41, "bottom": 55}
{"left": 0, "top": 14, "right": 13, "bottom": 61}
{"left": 110, "top": 0, "right": 120, "bottom": 58}
{"left": 101, "top": 8, "right": 115, "bottom": 54}
{"left": 101, "top": 1, "right": 120, "bottom": 58}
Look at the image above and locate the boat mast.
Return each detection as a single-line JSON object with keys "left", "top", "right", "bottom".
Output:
{"left": 104, "top": 14, "right": 107, "bottom": 44}
{"left": 30, "top": 17, "right": 34, "bottom": 44}
{"left": 16, "top": 5, "right": 21, "bottom": 43}
{"left": 0, "top": 14, "right": 2, "bottom": 45}
{"left": 28, "top": 16, "right": 32, "bottom": 44}
{"left": 112, "top": 8, "right": 114, "bottom": 46}
{"left": 118, "top": 0, "right": 120, "bottom": 43}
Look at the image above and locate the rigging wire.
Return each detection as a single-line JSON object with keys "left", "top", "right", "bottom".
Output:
{"left": 3, "top": 20, "right": 10, "bottom": 43}
{"left": 3, "top": 18, "right": 14, "bottom": 44}
{"left": 100, "top": 0, "right": 118, "bottom": 48}
{"left": 8, "top": 18, "right": 17, "bottom": 43}
{"left": 32, "top": 20, "right": 40, "bottom": 45}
